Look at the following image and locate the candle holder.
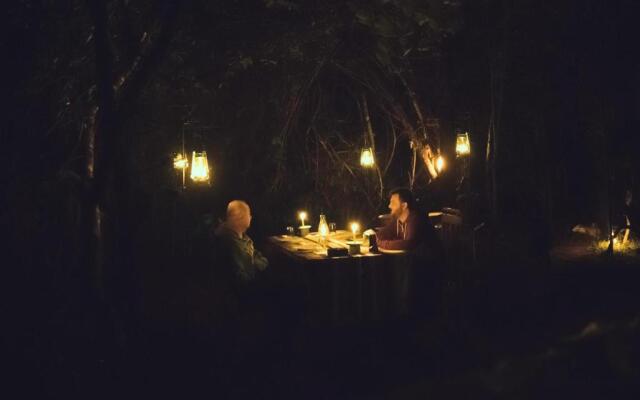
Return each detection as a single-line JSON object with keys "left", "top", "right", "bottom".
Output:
{"left": 298, "top": 225, "right": 311, "bottom": 237}
{"left": 346, "top": 240, "right": 361, "bottom": 256}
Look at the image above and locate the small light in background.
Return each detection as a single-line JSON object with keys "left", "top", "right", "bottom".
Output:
{"left": 436, "top": 155, "right": 445, "bottom": 173}
{"left": 173, "top": 153, "right": 189, "bottom": 170}
{"left": 456, "top": 132, "right": 471, "bottom": 157}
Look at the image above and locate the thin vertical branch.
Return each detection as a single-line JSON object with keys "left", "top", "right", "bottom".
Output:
{"left": 383, "top": 117, "right": 397, "bottom": 176}
{"left": 398, "top": 72, "right": 428, "bottom": 144}
{"left": 362, "top": 95, "right": 384, "bottom": 199}
{"left": 409, "top": 144, "right": 417, "bottom": 190}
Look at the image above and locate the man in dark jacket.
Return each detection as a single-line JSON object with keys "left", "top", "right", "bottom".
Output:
{"left": 214, "top": 200, "right": 268, "bottom": 284}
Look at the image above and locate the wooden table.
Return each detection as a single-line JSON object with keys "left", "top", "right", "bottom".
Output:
{"left": 265, "top": 231, "right": 411, "bottom": 325}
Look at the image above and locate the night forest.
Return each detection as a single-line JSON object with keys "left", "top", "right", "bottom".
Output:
{"left": 3, "top": 0, "right": 640, "bottom": 398}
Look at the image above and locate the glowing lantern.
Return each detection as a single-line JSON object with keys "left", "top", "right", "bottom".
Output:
{"left": 456, "top": 132, "right": 471, "bottom": 157}
{"left": 173, "top": 153, "right": 189, "bottom": 189}
{"left": 173, "top": 153, "right": 189, "bottom": 170}
{"left": 436, "top": 155, "right": 445, "bottom": 173}
{"left": 360, "top": 147, "right": 375, "bottom": 167}
{"left": 350, "top": 222, "right": 360, "bottom": 241}
{"left": 190, "top": 151, "right": 210, "bottom": 183}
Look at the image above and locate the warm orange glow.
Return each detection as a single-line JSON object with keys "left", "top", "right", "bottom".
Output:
{"left": 596, "top": 236, "right": 639, "bottom": 253}
{"left": 298, "top": 211, "right": 307, "bottom": 227}
{"left": 350, "top": 222, "right": 360, "bottom": 240}
{"left": 436, "top": 155, "right": 445, "bottom": 173}
{"left": 456, "top": 132, "right": 471, "bottom": 157}
{"left": 190, "top": 151, "right": 210, "bottom": 183}
{"left": 360, "top": 147, "right": 375, "bottom": 167}
{"left": 318, "top": 214, "right": 329, "bottom": 237}
{"left": 173, "top": 153, "right": 189, "bottom": 170}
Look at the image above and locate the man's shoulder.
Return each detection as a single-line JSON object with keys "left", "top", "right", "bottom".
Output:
{"left": 407, "top": 210, "right": 425, "bottom": 223}
{"left": 408, "top": 209, "right": 433, "bottom": 230}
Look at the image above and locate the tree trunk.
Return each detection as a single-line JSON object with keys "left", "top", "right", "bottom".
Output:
{"left": 82, "top": 0, "right": 179, "bottom": 339}
{"left": 486, "top": 0, "right": 508, "bottom": 226}
{"left": 84, "top": 0, "right": 118, "bottom": 301}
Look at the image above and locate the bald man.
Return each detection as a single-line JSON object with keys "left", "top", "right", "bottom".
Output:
{"left": 215, "top": 200, "right": 268, "bottom": 283}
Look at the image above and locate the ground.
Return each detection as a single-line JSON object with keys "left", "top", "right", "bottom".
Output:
{"left": 11, "top": 235, "right": 640, "bottom": 399}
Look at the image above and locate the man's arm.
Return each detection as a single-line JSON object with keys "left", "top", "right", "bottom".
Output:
{"left": 377, "top": 238, "right": 409, "bottom": 250}
{"left": 227, "top": 239, "right": 255, "bottom": 282}
{"left": 375, "top": 219, "right": 397, "bottom": 240}
{"left": 253, "top": 249, "right": 268, "bottom": 271}
{"left": 376, "top": 218, "right": 410, "bottom": 250}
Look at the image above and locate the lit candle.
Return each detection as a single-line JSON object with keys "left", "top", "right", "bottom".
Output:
{"left": 299, "top": 211, "right": 307, "bottom": 227}
{"left": 350, "top": 222, "right": 360, "bottom": 241}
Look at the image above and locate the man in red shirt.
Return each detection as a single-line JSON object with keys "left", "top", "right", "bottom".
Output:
{"left": 375, "top": 188, "right": 436, "bottom": 252}
{"left": 376, "top": 188, "right": 443, "bottom": 322}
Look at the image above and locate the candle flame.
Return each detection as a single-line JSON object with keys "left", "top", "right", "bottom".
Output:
{"left": 298, "top": 211, "right": 307, "bottom": 226}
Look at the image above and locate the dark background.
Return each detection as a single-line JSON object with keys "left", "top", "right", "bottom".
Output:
{"left": 2, "top": 0, "right": 640, "bottom": 397}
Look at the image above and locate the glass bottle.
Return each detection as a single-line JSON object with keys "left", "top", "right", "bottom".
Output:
{"left": 318, "top": 214, "right": 329, "bottom": 238}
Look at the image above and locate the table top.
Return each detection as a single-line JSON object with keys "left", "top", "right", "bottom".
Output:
{"left": 267, "top": 230, "right": 384, "bottom": 261}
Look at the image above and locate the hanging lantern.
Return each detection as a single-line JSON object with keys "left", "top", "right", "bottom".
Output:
{"left": 173, "top": 152, "right": 189, "bottom": 189}
{"left": 436, "top": 154, "right": 445, "bottom": 173}
{"left": 360, "top": 147, "right": 375, "bottom": 168}
{"left": 190, "top": 151, "right": 211, "bottom": 183}
{"left": 173, "top": 153, "right": 189, "bottom": 170}
{"left": 456, "top": 132, "right": 471, "bottom": 157}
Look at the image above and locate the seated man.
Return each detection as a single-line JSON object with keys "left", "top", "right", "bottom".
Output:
{"left": 214, "top": 200, "right": 268, "bottom": 284}
{"left": 375, "top": 188, "right": 437, "bottom": 252}
{"left": 376, "top": 188, "right": 443, "bottom": 322}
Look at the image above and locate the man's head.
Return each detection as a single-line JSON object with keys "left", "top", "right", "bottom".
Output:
{"left": 225, "top": 200, "right": 252, "bottom": 234}
{"left": 388, "top": 188, "right": 414, "bottom": 219}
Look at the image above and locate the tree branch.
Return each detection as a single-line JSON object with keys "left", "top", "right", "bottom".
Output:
{"left": 114, "top": 0, "right": 180, "bottom": 113}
